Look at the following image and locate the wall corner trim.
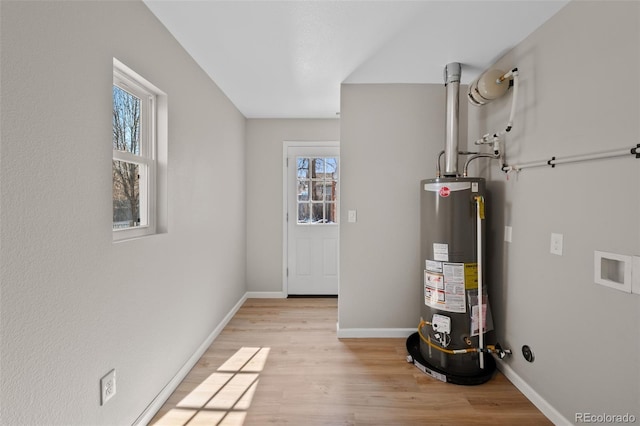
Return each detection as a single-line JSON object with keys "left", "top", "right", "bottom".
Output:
{"left": 133, "top": 293, "right": 249, "bottom": 425}
{"left": 496, "top": 360, "right": 572, "bottom": 425}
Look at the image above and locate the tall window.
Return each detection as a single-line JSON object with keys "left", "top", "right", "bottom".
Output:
{"left": 296, "top": 157, "right": 339, "bottom": 224}
{"left": 113, "top": 59, "right": 164, "bottom": 241}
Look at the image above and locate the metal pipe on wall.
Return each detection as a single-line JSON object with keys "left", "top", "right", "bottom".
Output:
{"left": 501, "top": 145, "right": 639, "bottom": 172}
{"left": 444, "top": 63, "right": 461, "bottom": 177}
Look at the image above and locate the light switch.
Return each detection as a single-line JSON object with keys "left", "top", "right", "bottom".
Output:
{"left": 348, "top": 210, "right": 357, "bottom": 223}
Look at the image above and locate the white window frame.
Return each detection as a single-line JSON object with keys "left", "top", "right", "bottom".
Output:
{"left": 112, "top": 59, "right": 166, "bottom": 242}
{"left": 294, "top": 156, "right": 339, "bottom": 225}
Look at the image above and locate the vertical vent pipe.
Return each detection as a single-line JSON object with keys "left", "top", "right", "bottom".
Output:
{"left": 444, "top": 63, "right": 461, "bottom": 177}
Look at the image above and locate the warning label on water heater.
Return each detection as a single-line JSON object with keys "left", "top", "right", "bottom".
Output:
{"left": 433, "top": 243, "right": 449, "bottom": 261}
{"left": 424, "top": 262, "right": 466, "bottom": 313}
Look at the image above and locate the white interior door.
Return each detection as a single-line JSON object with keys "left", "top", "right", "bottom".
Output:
{"left": 285, "top": 144, "right": 339, "bottom": 295}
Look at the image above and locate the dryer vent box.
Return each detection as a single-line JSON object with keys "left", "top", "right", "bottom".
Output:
{"left": 594, "top": 251, "right": 634, "bottom": 293}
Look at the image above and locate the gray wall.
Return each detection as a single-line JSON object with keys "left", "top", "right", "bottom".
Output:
{"left": 245, "top": 119, "right": 340, "bottom": 293}
{"left": 471, "top": 1, "right": 640, "bottom": 420}
{"left": 340, "top": 0, "right": 639, "bottom": 421}
{"left": 0, "top": 1, "right": 246, "bottom": 424}
{"left": 338, "top": 84, "right": 468, "bottom": 331}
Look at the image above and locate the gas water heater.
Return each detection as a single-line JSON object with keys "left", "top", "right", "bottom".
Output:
{"left": 419, "top": 176, "right": 492, "bottom": 379}
{"left": 406, "top": 63, "right": 513, "bottom": 385}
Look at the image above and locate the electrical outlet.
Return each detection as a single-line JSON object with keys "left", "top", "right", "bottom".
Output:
{"left": 100, "top": 369, "right": 116, "bottom": 405}
{"left": 550, "top": 233, "right": 563, "bottom": 255}
{"left": 504, "top": 226, "right": 513, "bottom": 243}
{"left": 633, "top": 256, "right": 640, "bottom": 295}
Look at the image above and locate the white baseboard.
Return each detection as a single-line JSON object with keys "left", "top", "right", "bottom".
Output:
{"left": 495, "top": 360, "right": 571, "bottom": 426}
{"left": 133, "top": 293, "right": 248, "bottom": 426}
{"left": 245, "top": 291, "right": 286, "bottom": 299}
{"left": 336, "top": 323, "right": 415, "bottom": 338}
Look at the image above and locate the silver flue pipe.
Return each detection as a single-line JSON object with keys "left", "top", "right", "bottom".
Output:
{"left": 443, "top": 63, "right": 461, "bottom": 177}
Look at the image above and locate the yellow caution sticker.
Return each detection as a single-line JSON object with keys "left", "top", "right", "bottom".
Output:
{"left": 464, "top": 263, "right": 478, "bottom": 290}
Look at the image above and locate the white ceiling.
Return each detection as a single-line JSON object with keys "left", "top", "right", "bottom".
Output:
{"left": 143, "top": 0, "right": 569, "bottom": 118}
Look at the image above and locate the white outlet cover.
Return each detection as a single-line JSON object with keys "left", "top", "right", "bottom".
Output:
{"left": 633, "top": 256, "right": 640, "bottom": 295}
{"left": 504, "top": 226, "right": 512, "bottom": 243}
{"left": 550, "top": 233, "right": 563, "bottom": 255}
{"left": 101, "top": 369, "right": 116, "bottom": 405}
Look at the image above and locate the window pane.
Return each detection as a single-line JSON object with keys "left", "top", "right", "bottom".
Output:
{"left": 296, "top": 158, "right": 309, "bottom": 179}
{"left": 325, "top": 181, "right": 337, "bottom": 202}
{"left": 297, "top": 202, "right": 310, "bottom": 223}
{"left": 311, "top": 181, "right": 325, "bottom": 201}
{"left": 312, "top": 203, "right": 324, "bottom": 223}
{"left": 113, "top": 85, "right": 141, "bottom": 155}
{"left": 325, "top": 158, "right": 338, "bottom": 179}
{"left": 326, "top": 202, "right": 337, "bottom": 224}
{"left": 311, "top": 158, "right": 325, "bottom": 178}
{"left": 113, "top": 160, "right": 140, "bottom": 229}
{"left": 297, "top": 180, "right": 309, "bottom": 201}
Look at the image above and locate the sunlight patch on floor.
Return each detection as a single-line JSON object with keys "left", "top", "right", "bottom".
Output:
{"left": 153, "top": 347, "right": 270, "bottom": 426}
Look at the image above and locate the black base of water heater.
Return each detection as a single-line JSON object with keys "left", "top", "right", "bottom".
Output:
{"left": 405, "top": 332, "right": 495, "bottom": 386}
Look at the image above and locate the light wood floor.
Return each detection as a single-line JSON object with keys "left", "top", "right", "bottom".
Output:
{"left": 150, "top": 298, "right": 551, "bottom": 425}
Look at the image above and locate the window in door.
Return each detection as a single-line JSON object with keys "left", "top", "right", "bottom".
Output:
{"left": 296, "top": 157, "right": 338, "bottom": 224}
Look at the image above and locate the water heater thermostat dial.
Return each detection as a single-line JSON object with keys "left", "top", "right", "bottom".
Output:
{"left": 432, "top": 314, "right": 451, "bottom": 334}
